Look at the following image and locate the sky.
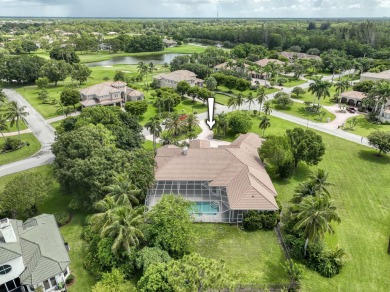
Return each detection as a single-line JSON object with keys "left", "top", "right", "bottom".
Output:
{"left": 0, "top": 0, "right": 389, "bottom": 18}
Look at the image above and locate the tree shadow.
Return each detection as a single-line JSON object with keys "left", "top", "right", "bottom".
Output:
{"left": 357, "top": 149, "right": 390, "bottom": 164}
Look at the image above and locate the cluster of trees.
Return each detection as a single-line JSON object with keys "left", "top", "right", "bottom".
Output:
{"left": 175, "top": 81, "right": 213, "bottom": 103}
{"left": 259, "top": 128, "right": 325, "bottom": 178}
{"left": 214, "top": 111, "right": 252, "bottom": 137}
{"left": 0, "top": 54, "right": 91, "bottom": 85}
{"left": 281, "top": 169, "right": 347, "bottom": 278}
{"left": 211, "top": 72, "right": 251, "bottom": 92}
{"left": 53, "top": 106, "right": 152, "bottom": 206}
{"left": 110, "top": 34, "right": 164, "bottom": 53}
{"left": 84, "top": 193, "right": 232, "bottom": 291}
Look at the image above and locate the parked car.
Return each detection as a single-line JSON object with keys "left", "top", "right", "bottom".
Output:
{"left": 347, "top": 107, "right": 356, "bottom": 113}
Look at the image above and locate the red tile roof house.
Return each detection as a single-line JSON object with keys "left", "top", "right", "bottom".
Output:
{"left": 79, "top": 81, "right": 144, "bottom": 108}
{"left": 154, "top": 70, "right": 204, "bottom": 89}
{"left": 146, "top": 133, "right": 278, "bottom": 223}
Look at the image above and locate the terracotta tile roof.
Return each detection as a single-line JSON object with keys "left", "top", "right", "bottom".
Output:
{"left": 279, "top": 51, "right": 321, "bottom": 60}
{"left": 80, "top": 83, "right": 121, "bottom": 96}
{"left": 155, "top": 70, "right": 203, "bottom": 83}
{"left": 341, "top": 91, "right": 367, "bottom": 100}
{"left": 255, "top": 58, "right": 284, "bottom": 67}
{"left": 155, "top": 133, "right": 278, "bottom": 210}
{"left": 360, "top": 71, "right": 390, "bottom": 80}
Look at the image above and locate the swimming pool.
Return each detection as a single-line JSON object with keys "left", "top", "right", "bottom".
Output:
{"left": 193, "top": 201, "right": 219, "bottom": 215}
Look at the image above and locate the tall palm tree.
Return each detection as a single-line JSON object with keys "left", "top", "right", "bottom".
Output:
{"left": 335, "top": 81, "right": 349, "bottom": 95}
{"left": 137, "top": 62, "right": 148, "bottom": 88}
{"left": 227, "top": 94, "right": 244, "bottom": 110}
{"left": 4, "top": 101, "right": 29, "bottom": 142}
{"left": 262, "top": 100, "right": 273, "bottom": 116}
{"left": 259, "top": 116, "right": 270, "bottom": 136}
{"left": 0, "top": 116, "right": 8, "bottom": 142}
{"left": 92, "top": 195, "right": 120, "bottom": 230}
{"left": 145, "top": 116, "right": 162, "bottom": 154}
{"left": 369, "top": 80, "right": 390, "bottom": 113}
{"left": 309, "top": 169, "right": 334, "bottom": 196}
{"left": 256, "top": 87, "right": 267, "bottom": 113}
{"left": 293, "top": 195, "right": 341, "bottom": 256}
{"left": 246, "top": 92, "right": 256, "bottom": 111}
{"left": 104, "top": 175, "right": 142, "bottom": 207}
{"left": 165, "top": 113, "right": 184, "bottom": 136}
{"left": 185, "top": 113, "right": 199, "bottom": 133}
{"left": 308, "top": 78, "right": 332, "bottom": 108}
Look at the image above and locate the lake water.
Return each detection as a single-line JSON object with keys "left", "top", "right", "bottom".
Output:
{"left": 86, "top": 53, "right": 188, "bottom": 67}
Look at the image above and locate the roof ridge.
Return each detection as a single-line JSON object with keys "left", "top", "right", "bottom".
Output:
{"left": 248, "top": 170, "right": 277, "bottom": 196}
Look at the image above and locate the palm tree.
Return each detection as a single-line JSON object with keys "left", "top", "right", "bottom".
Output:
{"left": 92, "top": 195, "right": 120, "bottom": 230}
{"left": 292, "top": 180, "right": 319, "bottom": 204}
{"left": 227, "top": 94, "right": 245, "bottom": 110}
{"left": 335, "top": 81, "right": 349, "bottom": 95}
{"left": 236, "top": 93, "right": 245, "bottom": 109}
{"left": 262, "top": 100, "right": 273, "bottom": 116}
{"left": 165, "top": 113, "right": 184, "bottom": 136}
{"left": 246, "top": 92, "right": 256, "bottom": 112}
{"left": 309, "top": 169, "right": 334, "bottom": 196}
{"left": 369, "top": 80, "right": 390, "bottom": 114}
{"left": 293, "top": 195, "right": 341, "bottom": 256}
{"left": 259, "top": 116, "right": 271, "bottom": 136}
{"left": 256, "top": 87, "right": 267, "bottom": 113}
{"left": 308, "top": 78, "right": 332, "bottom": 108}
{"left": 101, "top": 206, "right": 144, "bottom": 254}
{"left": 227, "top": 59, "right": 234, "bottom": 70}
{"left": 137, "top": 62, "right": 148, "bottom": 88}
{"left": 185, "top": 113, "right": 199, "bottom": 133}
{"left": 215, "top": 113, "right": 229, "bottom": 137}
{"left": 4, "top": 101, "right": 29, "bottom": 142}
{"left": 0, "top": 116, "right": 8, "bottom": 142}
{"left": 145, "top": 116, "right": 162, "bottom": 154}
{"left": 104, "top": 175, "right": 142, "bottom": 207}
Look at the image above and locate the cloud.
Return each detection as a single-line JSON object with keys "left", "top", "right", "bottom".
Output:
{"left": 0, "top": 0, "right": 387, "bottom": 17}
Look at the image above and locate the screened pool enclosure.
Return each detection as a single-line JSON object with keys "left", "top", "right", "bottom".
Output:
{"left": 146, "top": 180, "right": 245, "bottom": 223}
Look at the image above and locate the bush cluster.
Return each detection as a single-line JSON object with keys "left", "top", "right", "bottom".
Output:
{"left": 243, "top": 210, "right": 279, "bottom": 231}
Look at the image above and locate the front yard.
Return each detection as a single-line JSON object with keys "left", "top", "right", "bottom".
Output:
{"left": 0, "top": 133, "right": 41, "bottom": 165}
{"left": 344, "top": 114, "right": 390, "bottom": 137}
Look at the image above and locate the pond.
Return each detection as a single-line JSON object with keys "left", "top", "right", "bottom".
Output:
{"left": 86, "top": 53, "right": 188, "bottom": 67}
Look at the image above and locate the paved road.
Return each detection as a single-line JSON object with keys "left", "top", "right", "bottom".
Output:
{"left": 0, "top": 89, "right": 55, "bottom": 177}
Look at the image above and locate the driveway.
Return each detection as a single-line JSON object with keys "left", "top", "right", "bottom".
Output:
{"left": 0, "top": 89, "right": 55, "bottom": 177}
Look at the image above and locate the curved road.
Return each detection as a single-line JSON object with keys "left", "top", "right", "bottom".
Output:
{"left": 0, "top": 89, "right": 55, "bottom": 177}
{"left": 0, "top": 70, "right": 368, "bottom": 177}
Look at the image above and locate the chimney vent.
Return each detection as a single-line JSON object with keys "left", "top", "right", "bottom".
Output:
{"left": 182, "top": 146, "right": 188, "bottom": 155}
{"left": 0, "top": 218, "right": 17, "bottom": 243}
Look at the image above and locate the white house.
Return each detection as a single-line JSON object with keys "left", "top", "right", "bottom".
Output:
{"left": 0, "top": 215, "right": 70, "bottom": 292}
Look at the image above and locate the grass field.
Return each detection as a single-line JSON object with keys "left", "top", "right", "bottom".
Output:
{"left": 215, "top": 114, "right": 390, "bottom": 292}
{"left": 275, "top": 102, "right": 336, "bottom": 123}
{"left": 2, "top": 120, "right": 28, "bottom": 133}
{"left": 296, "top": 85, "right": 347, "bottom": 107}
{"left": 193, "top": 224, "right": 289, "bottom": 286}
{"left": 343, "top": 114, "right": 390, "bottom": 137}
{"left": 0, "top": 133, "right": 41, "bottom": 165}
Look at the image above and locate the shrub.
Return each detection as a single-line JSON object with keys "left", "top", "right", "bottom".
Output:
{"left": 243, "top": 210, "right": 279, "bottom": 231}
{"left": 54, "top": 211, "right": 71, "bottom": 226}
{"left": 273, "top": 92, "right": 293, "bottom": 109}
{"left": 276, "top": 158, "right": 295, "bottom": 179}
{"left": 65, "top": 274, "right": 75, "bottom": 285}
{"left": 124, "top": 100, "right": 148, "bottom": 116}
{"left": 227, "top": 111, "right": 252, "bottom": 134}
{"left": 2, "top": 137, "right": 23, "bottom": 152}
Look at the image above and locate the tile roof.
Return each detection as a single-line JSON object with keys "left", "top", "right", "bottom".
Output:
{"left": 255, "top": 59, "right": 284, "bottom": 67}
{"left": 341, "top": 91, "right": 367, "bottom": 100}
{"left": 154, "top": 133, "right": 278, "bottom": 210}
{"left": 279, "top": 51, "right": 321, "bottom": 60}
{"left": 360, "top": 71, "right": 390, "bottom": 80}
{"left": 155, "top": 70, "right": 203, "bottom": 83}
{"left": 0, "top": 214, "right": 70, "bottom": 286}
{"left": 80, "top": 82, "right": 121, "bottom": 96}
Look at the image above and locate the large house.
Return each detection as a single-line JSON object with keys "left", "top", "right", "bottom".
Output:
{"left": 0, "top": 214, "right": 70, "bottom": 292}
{"left": 154, "top": 70, "right": 204, "bottom": 89}
{"left": 162, "top": 39, "right": 177, "bottom": 48}
{"left": 360, "top": 70, "right": 390, "bottom": 82}
{"left": 79, "top": 81, "right": 144, "bottom": 108}
{"left": 146, "top": 133, "right": 278, "bottom": 223}
{"left": 279, "top": 51, "right": 321, "bottom": 61}
{"left": 340, "top": 90, "right": 367, "bottom": 106}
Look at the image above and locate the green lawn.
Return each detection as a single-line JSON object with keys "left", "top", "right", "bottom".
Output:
{"left": 0, "top": 133, "right": 41, "bottom": 165}
{"left": 216, "top": 85, "right": 278, "bottom": 98}
{"left": 216, "top": 114, "right": 390, "bottom": 291}
{"left": 275, "top": 102, "right": 336, "bottom": 123}
{"left": 142, "top": 140, "right": 162, "bottom": 151}
{"left": 343, "top": 114, "right": 390, "bottom": 137}
{"left": 296, "top": 85, "right": 347, "bottom": 107}
{"left": 214, "top": 93, "right": 231, "bottom": 105}
{"left": 193, "top": 224, "right": 289, "bottom": 286}
{"left": 3, "top": 120, "right": 28, "bottom": 133}
{"left": 281, "top": 79, "right": 306, "bottom": 88}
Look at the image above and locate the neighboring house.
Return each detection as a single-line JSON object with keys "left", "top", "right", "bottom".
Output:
{"left": 378, "top": 100, "right": 390, "bottom": 123}
{"left": 360, "top": 70, "right": 390, "bottom": 82}
{"left": 162, "top": 39, "right": 177, "bottom": 48}
{"left": 98, "top": 43, "right": 111, "bottom": 51}
{"left": 279, "top": 51, "right": 321, "bottom": 61}
{"left": 79, "top": 81, "right": 144, "bottom": 108}
{"left": 0, "top": 215, "right": 70, "bottom": 292}
{"left": 154, "top": 70, "right": 204, "bottom": 89}
{"left": 340, "top": 91, "right": 366, "bottom": 106}
{"left": 213, "top": 61, "right": 250, "bottom": 72}
{"left": 250, "top": 59, "right": 284, "bottom": 79}
{"left": 146, "top": 133, "right": 278, "bottom": 223}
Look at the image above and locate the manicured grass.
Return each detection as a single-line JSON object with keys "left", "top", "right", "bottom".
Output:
{"left": 281, "top": 79, "right": 306, "bottom": 88}
{"left": 50, "top": 120, "right": 62, "bottom": 130}
{"left": 142, "top": 140, "right": 161, "bottom": 151}
{"left": 193, "top": 224, "right": 289, "bottom": 286}
{"left": 297, "top": 85, "right": 347, "bottom": 107}
{"left": 214, "top": 93, "right": 231, "bottom": 105}
{"left": 343, "top": 114, "right": 390, "bottom": 137}
{"left": 216, "top": 85, "right": 277, "bottom": 98}
{"left": 217, "top": 114, "right": 390, "bottom": 291}
{"left": 3, "top": 120, "right": 28, "bottom": 133}
{"left": 0, "top": 133, "right": 41, "bottom": 165}
{"left": 275, "top": 102, "right": 336, "bottom": 123}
